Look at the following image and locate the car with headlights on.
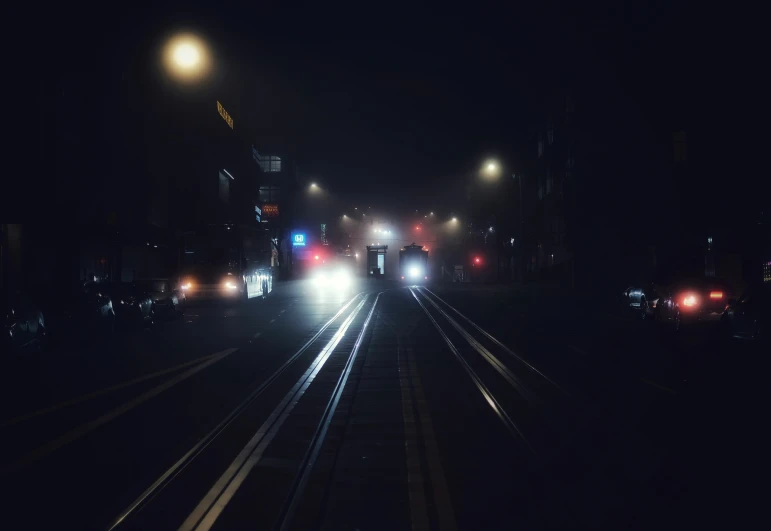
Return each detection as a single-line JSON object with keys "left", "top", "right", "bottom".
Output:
{"left": 178, "top": 265, "right": 246, "bottom": 303}
{"left": 311, "top": 265, "right": 353, "bottom": 290}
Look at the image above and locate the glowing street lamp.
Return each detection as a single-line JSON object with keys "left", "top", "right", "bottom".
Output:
{"left": 482, "top": 159, "right": 502, "bottom": 180}
{"left": 162, "top": 33, "right": 210, "bottom": 81}
{"left": 174, "top": 43, "right": 199, "bottom": 68}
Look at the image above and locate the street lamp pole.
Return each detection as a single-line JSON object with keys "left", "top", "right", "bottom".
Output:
{"left": 513, "top": 173, "right": 524, "bottom": 282}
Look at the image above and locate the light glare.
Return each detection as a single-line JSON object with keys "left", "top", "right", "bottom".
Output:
{"left": 163, "top": 33, "right": 210, "bottom": 81}
{"left": 174, "top": 43, "right": 200, "bottom": 67}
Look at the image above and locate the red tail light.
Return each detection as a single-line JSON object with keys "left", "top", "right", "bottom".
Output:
{"left": 709, "top": 291, "right": 723, "bottom": 299}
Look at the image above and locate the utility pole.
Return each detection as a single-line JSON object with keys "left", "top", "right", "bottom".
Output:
{"left": 513, "top": 173, "right": 524, "bottom": 282}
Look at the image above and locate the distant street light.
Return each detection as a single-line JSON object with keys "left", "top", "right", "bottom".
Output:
{"left": 482, "top": 159, "right": 501, "bottom": 180}
{"left": 451, "top": 217, "right": 458, "bottom": 222}
{"left": 163, "top": 33, "right": 210, "bottom": 81}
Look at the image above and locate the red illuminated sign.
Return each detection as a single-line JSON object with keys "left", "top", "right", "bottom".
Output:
{"left": 262, "top": 204, "right": 279, "bottom": 217}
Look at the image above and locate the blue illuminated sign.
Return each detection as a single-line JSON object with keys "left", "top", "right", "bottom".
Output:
{"left": 292, "top": 233, "right": 306, "bottom": 246}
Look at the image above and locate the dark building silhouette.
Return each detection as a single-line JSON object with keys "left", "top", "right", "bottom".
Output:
{"left": 522, "top": 77, "right": 671, "bottom": 291}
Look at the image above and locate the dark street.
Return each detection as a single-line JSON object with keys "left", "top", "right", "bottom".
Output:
{"left": 3, "top": 3, "right": 767, "bottom": 529}
{"left": 2, "top": 280, "right": 765, "bottom": 530}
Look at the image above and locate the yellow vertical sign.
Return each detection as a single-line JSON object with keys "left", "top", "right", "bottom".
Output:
{"left": 217, "top": 101, "right": 234, "bottom": 129}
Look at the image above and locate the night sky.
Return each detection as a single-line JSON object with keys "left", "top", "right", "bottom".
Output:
{"left": 103, "top": 2, "right": 685, "bottom": 200}
{"left": 15, "top": 1, "right": 761, "bottom": 219}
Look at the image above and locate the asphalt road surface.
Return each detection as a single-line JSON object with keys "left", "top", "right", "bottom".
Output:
{"left": 1, "top": 280, "right": 766, "bottom": 530}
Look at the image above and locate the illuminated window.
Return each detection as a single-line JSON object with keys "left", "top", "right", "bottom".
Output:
{"left": 258, "top": 155, "right": 282, "bottom": 173}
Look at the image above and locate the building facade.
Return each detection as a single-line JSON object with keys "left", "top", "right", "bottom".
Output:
{"left": 253, "top": 149, "right": 300, "bottom": 276}
{"left": 523, "top": 82, "right": 670, "bottom": 291}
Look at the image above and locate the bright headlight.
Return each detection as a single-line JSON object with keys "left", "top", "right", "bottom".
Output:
{"left": 225, "top": 280, "right": 237, "bottom": 290}
{"left": 337, "top": 269, "right": 351, "bottom": 286}
{"left": 408, "top": 266, "right": 421, "bottom": 278}
{"left": 181, "top": 281, "right": 193, "bottom": 290}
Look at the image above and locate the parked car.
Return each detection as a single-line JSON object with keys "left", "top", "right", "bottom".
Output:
{"left": 43, "top": 280, "right": 116, "bottom": 348}
{"left": 139, "top": 278, "right": 185, "bottom": 319}
{"left": 621, "top": 285, "right": 658, "bottom": 319}
{"left": 103, "top": 283, "right": 154, "bottom": 331}
{"left": 654, "top": 276, "right": 735, "bottom": 331}
{"left": 1, "top": 289, "right": 46, "bottom": 355}
{"left": 720, "top": 283, "right": 770, "bottom": 346}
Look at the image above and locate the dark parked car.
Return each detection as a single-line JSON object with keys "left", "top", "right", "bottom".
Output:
{"left": 43, "top": 280, "right": 116, "bottom": 348}
{"left": 139, "top": 278, "right": 185, "bottom": 319}
{"left": 654, "top": 276, "right": 735, "bottom": 331}
{"left": 104, "top": 283, "right": 154, "bottom": 331}
{"left": 721, "top": 283, "right": 770, "bottom": 346}
{"left": 2, "top": 289, "right": 46, "bottom": 355}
